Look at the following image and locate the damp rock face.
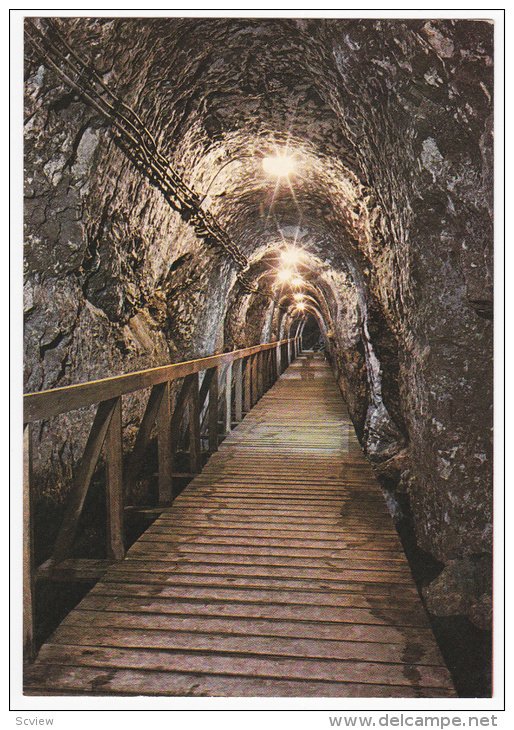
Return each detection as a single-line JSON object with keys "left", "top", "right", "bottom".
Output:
{"left": 24, "top": 17, "right": 493, "bottom": 624}
{"left": 422, "top": 557, "right": 493, "bottom": 630}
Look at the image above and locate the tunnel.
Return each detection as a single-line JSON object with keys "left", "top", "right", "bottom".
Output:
{"left": 22, "top": 16, "right": 493, "bottom": 698}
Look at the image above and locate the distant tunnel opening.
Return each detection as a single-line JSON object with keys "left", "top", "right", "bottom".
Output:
{"left": 301, "top": 314, "right": 322, "bottom": 351}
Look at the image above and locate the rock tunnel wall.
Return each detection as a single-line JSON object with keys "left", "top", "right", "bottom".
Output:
{"left": 24, "top": 17, "right": 493, "bottom": 626}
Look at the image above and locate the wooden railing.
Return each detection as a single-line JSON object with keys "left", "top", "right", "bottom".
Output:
{"left": 23, "top": 336, "right": 301, "bottom": 659}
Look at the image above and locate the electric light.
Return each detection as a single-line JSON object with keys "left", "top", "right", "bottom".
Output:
{"left": 262, "top": 154, "right": 296, "bottom": 178}
{"left": 276, "top": 268, "right": 293, "bottom": 284}
{"left": 294, "top": 292, "right": 305, "bottom": 302}
{"left": 291, "top": 276, "right": 304, "bottom": 288}
{"left": 296, "top": 302, "right": 306, "bottom": 312}
{"left": 280, "top": 246, "right": 303, "bottom": 266}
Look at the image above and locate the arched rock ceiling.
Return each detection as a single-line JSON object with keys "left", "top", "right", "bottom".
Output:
{"left": 54, "top": 16, "right": 493, "bottom": 337}
{"left": 59, "top": 17, "right": 380, "bottom": 286}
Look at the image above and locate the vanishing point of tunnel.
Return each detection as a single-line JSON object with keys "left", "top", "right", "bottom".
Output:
{"left": 23, "top": 16, "right": 493, "bottom": 698}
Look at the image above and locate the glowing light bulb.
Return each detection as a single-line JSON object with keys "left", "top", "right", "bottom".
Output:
{"left": 296, "top": 302, "right": 306, "bottom": 312}
{"left": 280, "top": 246, "right": 303, "bottom": 266}
{"left": 291, "top": 276, "right": 304, "bottom": 288}
{"left": 276, "top": 268, "right": 293, "bottom": 284}
{"left": 262, "top": 154, "right": 296, "bottom": 178}
{"left": 294, "top": 292, "right": 305, "bottom": 302}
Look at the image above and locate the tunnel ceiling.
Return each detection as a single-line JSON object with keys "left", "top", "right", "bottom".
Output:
{"left": 24, "top": 16, "right": 493, "bottom": 628}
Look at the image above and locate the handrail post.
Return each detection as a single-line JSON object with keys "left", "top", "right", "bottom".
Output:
{"left": 256, "top": 351, "right": 263, "bottom": 399}
{"left": 125, "top": 384, "right": 167, "bottom": 501}
{"left": 251, "top": 353, "right": 258, "bottom": 406}
{"left": 234, "top": 358, "right": 243, "bottom": 423}
{"left": 243, "top": 357, "right": 251, "bottom": 414}
{"left": 189, "top": 372, "right": 201, "bottom": 472}
{"left": 23, "top": 423, "right": 35, "bottom": 662}
{"left": 208, "top": 366, "right": 219, "bottom": 453}
{"left": 225, "top": 362, "right": 233, "bottom": 433}
{"left": 157, "top": 382, "right": 173, "bottom": 505}
{"left": 51, "top": 398, "right": 118, "bottom": 567}
{"left": 105, "top": 396, "right": 124, "bottom": 559}
{"left": 276, "top": 342, "right": 281, "bottom": 379}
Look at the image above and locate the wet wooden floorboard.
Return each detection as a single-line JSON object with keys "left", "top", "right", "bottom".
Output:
{"left": 25, "top": 353, "right": 455, "bottom": 697}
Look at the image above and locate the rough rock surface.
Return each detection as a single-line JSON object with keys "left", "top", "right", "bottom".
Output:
{"left": 24, "top": 17, "right": 493, "bottom": 624}
{"left": 422, "top": 557, "right": 493, "bottom": 630}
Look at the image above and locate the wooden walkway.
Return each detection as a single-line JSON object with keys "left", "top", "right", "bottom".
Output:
{"left": 25, "top": 353, "right": 455, "bottom": 697}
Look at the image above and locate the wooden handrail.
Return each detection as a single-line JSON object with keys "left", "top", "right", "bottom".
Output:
{"left": 24, "top": 338, "right": 297, "bottom": 423}
{"left": 23, "top": 335, "right": 300, "bottom": 661}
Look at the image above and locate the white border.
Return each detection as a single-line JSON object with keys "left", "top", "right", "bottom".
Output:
{"left": 7, "top": 2, "right": 507, "bottom": 720}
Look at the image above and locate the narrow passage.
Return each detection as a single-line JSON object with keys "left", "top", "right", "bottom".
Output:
{"left": 25, "top": 353, "right": 455, "bottom": 697}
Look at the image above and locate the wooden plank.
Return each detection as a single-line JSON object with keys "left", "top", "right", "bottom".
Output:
{"left": 102, "top": 564, "right": 419, "bottom": 596}
{"left": 139, "top": 522, "right": 403, "bottom": 540}
{"left": 50, "top": 625, "right": 442, "bottom": 666}
{"left": 63, "top": 597, "right": 432, "bottom": 640}
{"left": 118, "top": 540, "right": 408, "bottom": 561}
{"left": 128, "top": 532, "right": 400, "bottom": 551}
{"left": 35, "top": 644, "right": 453, "bottom": 689}
{"left": 37, "top": 558, "right": 113, "bottom": 583}
{"left": 116, "top": 558, "right": 412, "bottom": 586}
{"left": 111, "top": 561, "right": 398, "bottom": 586}
{"left": 167, "top": 502, "right": 390, "bottom": 516}
{"left": 171, "top": 515, "right": 398, "bottom": 530}
{"left": 89, "top": 582, "right": 424, "bottom": 621}
{"left": 105, "top": 397, "right": 124, "bottom": 560}
{"left": 24, "top": 339, "right": 295, "bottom": 422}
{"left": 64, "top": 597, "right": 426, "bottom": 630}
{"left": 24, "top": 664, "right": 454, "bottom": 697}
{"left": 124, "top": 547, "right": 412, "bottom": 574}
{"left": 51, "top": 398, "right": 118, "bottom": 567}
